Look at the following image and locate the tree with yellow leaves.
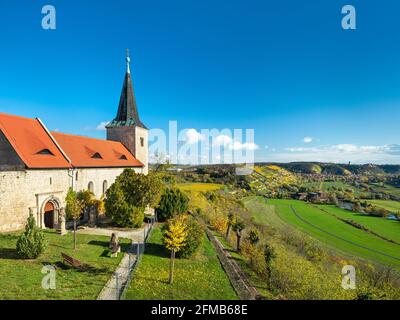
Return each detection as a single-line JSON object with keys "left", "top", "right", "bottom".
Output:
{"left": 162, "top": 218, "right": 187, "bottom": 284}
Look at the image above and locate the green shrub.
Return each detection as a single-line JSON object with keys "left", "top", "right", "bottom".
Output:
{"left": 156, "top": 188, "right": 189, "bottom": 221}
{"left": 248, "top": 229, "right": 261, "bottom": 245}
{"left": 177, "top": 215, "right": 203, "bottom": 258}
{"left": 16, "top": 214, "right": 47, "bottom": 259}
{"left": 105, "top": 182, "right": 144, "bottom": 228}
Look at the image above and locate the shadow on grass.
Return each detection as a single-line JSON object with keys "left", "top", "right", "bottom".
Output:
{"left": 88, "top": 240, "right": 131, "bottom": 254}
{"left": 0, "top": 248, "right": 22, "bottom": 260}
{"left": 43, "top": 261, "right": 109, "bottom": 275}
{"left": 142, "top": 243, "right": 169, "bottom": 258}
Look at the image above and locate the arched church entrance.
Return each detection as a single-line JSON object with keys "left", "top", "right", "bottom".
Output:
{"left": 44, "top": 201, "right": 55, "bottom": 228}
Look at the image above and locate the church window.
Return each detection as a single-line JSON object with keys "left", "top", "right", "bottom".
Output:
{"left": 88, "top": 181, "right": 94, "bottom": 194}
{"left": 37, "top": 149, "right": 54, "bottom": 155}
{"left": 140, "top": 137, "right": 144, "bottom": 147}
{"left": 103, "top": 180, "right": 108, "bottom": 195}
{"left": 50, "top": 177, "right": 52, "bottom": 185}
{"left": 119, "top": 155, "right": 128, "bottom": 160}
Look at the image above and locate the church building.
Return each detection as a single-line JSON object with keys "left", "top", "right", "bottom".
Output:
{"left": 0, "top": 52, "right": 148, "bottom": 232}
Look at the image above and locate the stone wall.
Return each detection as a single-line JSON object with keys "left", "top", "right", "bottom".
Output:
{"left": 73, "top": 167, "right": 142, "bottom": 199}
{"left": 0, "top": 167, "right": 143, "bottom": 232}
{"left": 106, "top": 125, "right": 148, "bottom": 174}
{"left": 0, "top": 169, "right": 70, "bottom": 232}
{"left": 0, "top": 130, "right": 25, "bottom": 171}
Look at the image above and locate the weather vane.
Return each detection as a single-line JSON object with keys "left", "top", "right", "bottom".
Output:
{"left": 126, "top": 48, "right": 131, "bottom": 74}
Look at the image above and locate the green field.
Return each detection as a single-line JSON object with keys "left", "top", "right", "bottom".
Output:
{"left": 369, "top": 184, "right": 400, "bottom": 198}
{"left": 243, "top": 197, "right": 400, "bottom": 268}
{"left": 125, "top": 225, "right": 237, "bottom": 300}
{"left": 318, "top": 205, "right": 400, "bottom": 244}
{"left": 302, "top": 181, "right": 367, "bottom": 197}
{"left": 0, "top": 230, "right": 130, "bottom": 299}
{"left": 365, "top": 200, "right": 400, "bottom": 213}
{"left": 177, "top": 183, "right": 224, "bottom": 192}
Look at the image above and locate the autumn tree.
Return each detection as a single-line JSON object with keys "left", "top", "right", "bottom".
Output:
{"left": 65, "top": 188, "right": 84, "bottom": 249}
{"left": 162, "top": 219, "right": 187, "bottom": 284}
{"left": 264, "top": 243, "right": 276, "bottom": 289}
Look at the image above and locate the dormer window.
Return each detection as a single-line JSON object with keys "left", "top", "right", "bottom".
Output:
{"left": 92, "top": 152, "right": 103, "bottom": 159}
{"left": 37, "top": 149, "right": 54, "bottom": 156}
{"left": 119, "top": 155, "right": 128, "bottom": 160}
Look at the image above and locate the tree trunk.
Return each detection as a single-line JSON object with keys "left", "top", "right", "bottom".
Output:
{"left": 226, "top": 224, "right": 231, "bottom": 239}
{"left": 73, "top": 220, "right": 77, "bottom": 250}
{"left": 169, "top": 249, "right": 175, "bottom": 284}
{"left": 236, "top": 233, "right": 241, "bottom": 252}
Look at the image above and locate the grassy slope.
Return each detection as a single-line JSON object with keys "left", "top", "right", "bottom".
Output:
{"left": 0, "top": 230, "right": 129, "bottom": 300}
{"left": 365, "top": 200, "right": 400, "bottom": 213}
{"left": 302, "top": 181, "right": 367, "bottom": 197}
{"left": 125, "top": 225, "right": 237, "bottom": 300}
{"left": 318, "top": 205, "right": 400, "bottom": 244}
{"left": 270, "top": 199, "right": 400, "bottom": 267}
{"left": 177, "top": 183, "right": 223, "bottom": 192}
{"left": 243, "top": 197, "right": 400, "bottom": 268}
{"left": 370, "top": 184, "right": 400, "bottom": 198}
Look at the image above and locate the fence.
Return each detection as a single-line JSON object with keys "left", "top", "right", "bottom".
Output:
{"left": 117, "top": 219, "right": 155, "bottom": 300}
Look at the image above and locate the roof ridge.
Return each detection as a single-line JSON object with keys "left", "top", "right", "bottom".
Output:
{"left": 51, "top": 131, "right": 124, "bottom": 144}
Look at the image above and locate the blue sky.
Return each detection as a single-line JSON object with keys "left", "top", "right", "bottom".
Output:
{"left": 0, "top": 0, "right": 400, "bottom": 164}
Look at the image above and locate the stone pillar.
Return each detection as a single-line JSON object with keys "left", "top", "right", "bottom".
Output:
{"left": 57, "top": 207, "right": 67, "bottom": 235}
{"left": 88, "top": 206, "right": 97, "bottom": 228}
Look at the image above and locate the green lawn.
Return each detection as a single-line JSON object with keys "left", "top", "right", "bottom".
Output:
{"left": 0, "top": 230, "right": 129, "bottom": 299}
{"left": 177, "top": 183, "right": 224, "bottom": 192}
{"left": 365, "top": 200, "right": 400, "bottom": 213}
{"left": 125, "top": 225, "right": 238, "bottom": 300}
{"left": 243, "top": 197, "right": 400, "bottom": 268}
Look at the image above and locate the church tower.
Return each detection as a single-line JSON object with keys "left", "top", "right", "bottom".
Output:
{"left": 106, "top": 50, "right": 148, "bottom": 174}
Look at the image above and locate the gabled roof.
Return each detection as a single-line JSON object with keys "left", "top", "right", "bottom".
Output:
{"left": 0, "top": 113, "right": 71, "bottom": 169}
{"left": 51, "top": 132, "right": 144, "bottom": 168}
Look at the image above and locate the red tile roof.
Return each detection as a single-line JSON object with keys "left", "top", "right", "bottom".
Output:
{"left": 0, "top": 113, "right": 71, "bottom": 168}
{"left": 0, "top": 113, "right": 144, "bottom": 169}
{"left": 51, "top": 132, "right": 143, "bottom": 168}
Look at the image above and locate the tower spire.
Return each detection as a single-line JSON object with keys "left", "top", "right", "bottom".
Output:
{"left": 106, "top": 49, "right": 146, "bottom": 129}
{"left": 126, "top": 48, "right": 131, "bottom": 74}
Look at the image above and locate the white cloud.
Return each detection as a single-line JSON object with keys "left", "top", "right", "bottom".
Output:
{"left": 96, "top": 121, "right": 109, "bottom": 131}
{"left": 212, "top": 134, "right": 232, "bottom": 147}
{"left": 212, "top": 134, "right": 259, "bottom": 151}
{"left": 270, "top": 144, "right": 400, "bottom": 164}
{"left": 303, "top": 136, "right": 314, "bottom": 144}
{"left": 185, "top": 129, "right": 204, "bottom": 144}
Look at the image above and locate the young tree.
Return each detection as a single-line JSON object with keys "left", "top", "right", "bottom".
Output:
{"left": 162, "top": 219, "right": 187, "bottom": 284}
{"left": 248, "top": 228, "right": 260, "bottom": 245}
{"left": 16, "top": 213, "right": 47, "bottom": 259}
{"left": 264, "top": 243, "right": 276, "bottom": 289}
{"left": 65, "top": 188, "right": 84, "bottom": 249}
{"left": 156, "top": 188, "right": 189, "bottom": 221}
{"left": 232, "top": 220, "right": 245, "bottom": 252}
